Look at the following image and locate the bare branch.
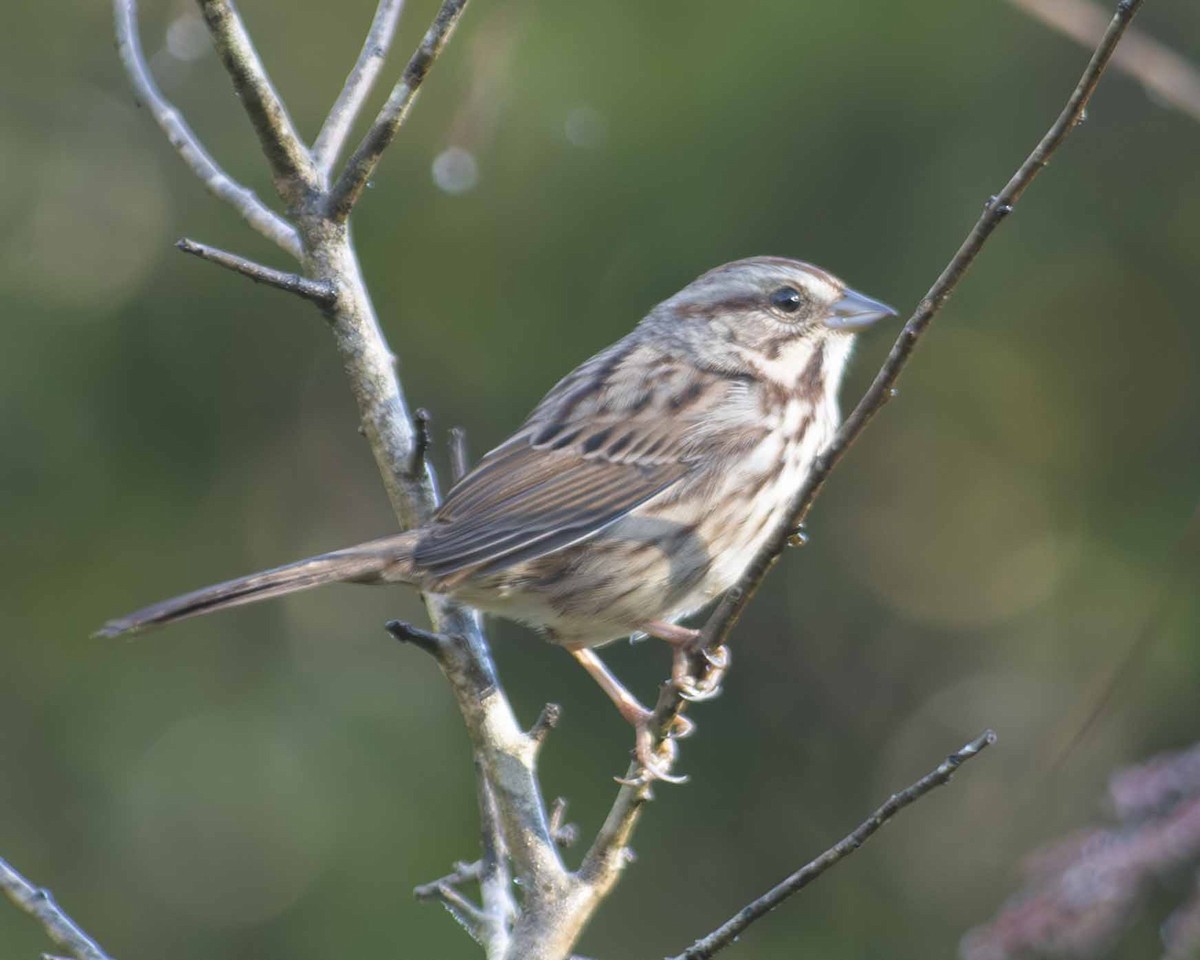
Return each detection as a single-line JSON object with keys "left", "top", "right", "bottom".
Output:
{"left": 313, "top": 0, "right": 408, "bottom": 175}
{"left": 113, "top": 1, "right": 599, "bottom": 956}
{"left": 385, "top": 618, "right": 450, "bottom": 657}
{"left": 529, "top": 703, "right": 562, "bottom": 747}
{"left": 327, "top": 0, "right": 471, "bottom": 222}
{"left": 694, "top": 0, "right": 1146, "bottom": 658}
{"left": 669, "top": 731, "right": 997, "bottom": 960}
{"left": 414, "top": 863, "right": 487, "bottom": 943}
{"left": 579, "top": 681, "right": 677, "bottom": 888}
{"left": 1008, "top": 0, "right": 1200, "bottom": 124}
{"left": 176, "top": 238, "right": 336, "bottom": 304}
{"left": 476, "top": 765, "right": 518, "bottom": 956}
{"left": 410, "top": 407, "right": 433, "bottom": 478}
{"left": 112, "top": 0, "right": 301, "bottom": 258}
{"left": 449, "top": 426, "right": 471, "bottom": 483}
{"left": 0, "top": 857, "right": 113, "bottom": 960}
{"left": 193, "top": 0, "right": 320, "bottom": 199}
{"left": 548, "top": 797, "right": 579, "bottom": 850}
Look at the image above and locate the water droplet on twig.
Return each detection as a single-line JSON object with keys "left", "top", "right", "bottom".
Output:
{"left": 787, "top": 524, "right": 809, "bottom": 547}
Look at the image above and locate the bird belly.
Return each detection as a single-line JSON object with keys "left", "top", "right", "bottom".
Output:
{"left": 446, "top": 405, "right": 835, "bottom": 648}
{"left": 678, "top": 401, "right": 836, "bottom": 615}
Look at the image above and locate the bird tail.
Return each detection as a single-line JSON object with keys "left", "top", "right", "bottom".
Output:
{"left": 95, "top": 532, "right": 419, "bottom": 638}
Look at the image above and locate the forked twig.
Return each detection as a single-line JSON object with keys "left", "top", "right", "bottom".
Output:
{"left": 328, "top": 0, "right": 471, "bottom": 220}
{"left": 113, "top": 0, "right": 301, "bottom": 257}
{"left": 313, "top": 0, "right": 409, "bottom": 174}
{"left": 194, "top": 0, "right": 319, "bottom": 196}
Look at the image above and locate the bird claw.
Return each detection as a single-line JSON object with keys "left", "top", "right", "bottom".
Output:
{"left": 666, "top": 713, "right": 696, "bottom": 739}
{"left": 676, "top": 675, "right": 722, "bottom": 703}
{"left": 616, "top": 715, "right": 689, "bottom": 786}
{"left": 702, "top": 644, "right": 731, "bottom": 670}
{"left": 672, "top": 644, "right": 730, "bottom": 701}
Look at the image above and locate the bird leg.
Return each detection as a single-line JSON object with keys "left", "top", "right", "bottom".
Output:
{"left": 640, "top": 620, "right": 730, "bottom": 702}
{"left": 567, "top": 646, "right": 690, "bottom": 784}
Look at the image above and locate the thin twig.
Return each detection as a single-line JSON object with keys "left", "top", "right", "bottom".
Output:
{"left": 587, "top": 0, "right": 1144, "bottom": 897}
{"left": 696, "top": 0, "right": 1146, "bottom": 657}
{"left": 414, "top": 858, "right": 483, "bottom": 894}
{"left": 1008, "top": 0, "right": 1200, "bottom": 124}
{"left": 112, "top": 0, "right": 301, "bottom": 258}
{"left": 313, "top": 0, "right": 408, "bottom": 175}
{"left": 476, "top": 763, "right": 518, "bottom": 956}
{"left": 193, "top": 0, "right": 320, "bottom": 198}
{"left": 327, "top": 0, "right": 471, "bottom": 221}
{"left": 414, "top": 865, "right": 487, "bottom": 943}
{"left": 668, "top": 731, "right": 996, "bottom": 960}
{"left": 548, "top": 798, "right": 579, "bottom": 849}
{"left": 0, "top": 857, "right": 113, "bottom": 960}
{"left": 385, "top": 619, "right": 451, "bottom": 657}
{"left": 449, "top": 426, "right": 470, "bottom": 483}
{"left": 579, "top": 682, "right": 675, "bottom": 885}
{"left": 411, "top": 407, "right": 433, "bottom": 478}
{"left": 529, "top": 703, "right": 562, "bottom": 747}
{"left": 176, "top": 238, "right": 336, "bottom": 304}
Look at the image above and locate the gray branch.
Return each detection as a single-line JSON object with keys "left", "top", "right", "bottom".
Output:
{"left": 327, "top": 0, "right": 470, "bottom": 222}
{"left": 193, "top": 0, "right": 321, "bottom": 201}
{"left": 176, "top": 238, "right": 336, "bottom": 304}
{"left": 112, "top": 0, "right": 301, "bottom": 258}
{"left": 111, "top": 0, "right": 579, "bottom": 955}
{"left": 312, "top": 0, "right": 408, "bottom": 175}
{"left": 415, "top": 860, "right": 488, "bottom": 942}
{"left": 476, "top": 767, "right": 519, "bottom": 956}
{"left": 667, "top": 731, "right": 997, "bottom": 960}
{"left": 0, "top": 857, "right": 113, "bottom": 960}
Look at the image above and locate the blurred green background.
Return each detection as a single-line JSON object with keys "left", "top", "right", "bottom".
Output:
{"left": 2, "top": 0, "right": 1198, "bottom": 957}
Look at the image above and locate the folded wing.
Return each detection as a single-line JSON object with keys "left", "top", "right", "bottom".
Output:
{"left": 413, "top": 338, "right": 747, "bottom": 580}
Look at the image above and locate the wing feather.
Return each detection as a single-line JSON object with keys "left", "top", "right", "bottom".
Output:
{"left": 413, "top": 338, "right": 750, "bottom": 580}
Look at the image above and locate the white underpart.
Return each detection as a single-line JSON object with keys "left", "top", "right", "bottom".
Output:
{"left": 697, "top": 333, "right": 853, "bottom": 601}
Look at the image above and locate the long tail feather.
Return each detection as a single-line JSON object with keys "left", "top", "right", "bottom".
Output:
{"left": 95, "top": 533, "right": 417, "bottom": 638}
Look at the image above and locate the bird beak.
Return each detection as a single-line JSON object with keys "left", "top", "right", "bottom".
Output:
{"left": 823, "top": 287, "right": 898, "bottom": 331}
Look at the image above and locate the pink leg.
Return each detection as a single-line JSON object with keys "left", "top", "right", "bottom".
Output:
{"left": 568, "top": 646, "right": 689, "bottom": 784}
{"left": 641, "top": 620, "right": 701, "bottom": 645}
{"left": 569, "top": 647, "right": 651, "bottom": 726}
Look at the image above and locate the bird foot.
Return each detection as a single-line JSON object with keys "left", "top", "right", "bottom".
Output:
{"left": 567, "top": 645, "right": 692, "bottom": 786}
{"left": 671, "top": 642, "right": 730, "bottom": 702}
{"left": 615, "top": 710, "right": 693, "bottom": 786}
{"left": 640, "top": 620, "right": 730, "bottom": 702}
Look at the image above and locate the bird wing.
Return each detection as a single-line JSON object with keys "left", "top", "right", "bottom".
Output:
{"left": 413, "top": 338, "right": 749, "bottom": 580}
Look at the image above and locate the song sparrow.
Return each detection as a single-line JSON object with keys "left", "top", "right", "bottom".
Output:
{"left": 99, "top": 256, "right": 895, "bottom": 779}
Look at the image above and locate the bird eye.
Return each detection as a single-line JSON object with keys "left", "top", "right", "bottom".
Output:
{"left": 769, "top": 286, "right": 804, "bottom": 314}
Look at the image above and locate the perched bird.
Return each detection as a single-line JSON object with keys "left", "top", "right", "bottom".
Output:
{"left": 98, "top": 256, "right": 895, "bottom": 778}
